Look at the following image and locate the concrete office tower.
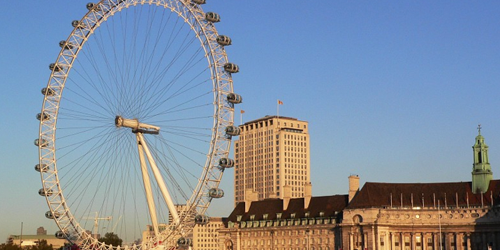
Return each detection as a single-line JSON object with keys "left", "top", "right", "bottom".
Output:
{"left": 233, "top": 115, "right": 310, "bottom": 205}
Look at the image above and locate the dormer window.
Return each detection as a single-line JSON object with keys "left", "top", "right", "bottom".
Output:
{"left": 319, "top": 211, "right": 325, "bottom": 217}
{"left": 250, "top": 215, "right": 255, "bottom": 221}
{"left": 237, "top": 215, "right": 242, "bottom": 222}
{"left": 291, "top": 213, "right": 296, "bottom": 219}
{"left": 263, "top": 214, "right": 268, "bottom": 220}
{"left": 305, "top": 212, "right": 310, "bottom": 218}
{"left": 276, "top": 213, "right": 282, "bottom": 219}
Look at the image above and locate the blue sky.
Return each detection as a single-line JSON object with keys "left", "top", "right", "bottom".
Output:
{"left": 1, "top": 0, "right": 500, "bottom": 242}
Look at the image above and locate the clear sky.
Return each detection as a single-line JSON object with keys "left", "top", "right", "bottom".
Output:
{"left": 1, "top": 0, "right": 500, "bottom": 242}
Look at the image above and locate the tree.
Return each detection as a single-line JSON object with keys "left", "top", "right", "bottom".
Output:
{"left": 0, "top": 243, "right": 22, "bottom": 250}
{"left": 29, "top": 240, "right": 53, "bottom": 250}
{"left": 98, "top": 233, "right": 122, "bottom": 247}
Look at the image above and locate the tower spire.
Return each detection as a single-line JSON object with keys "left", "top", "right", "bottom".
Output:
{"left": 472, "top": 125, "right": 492, "bottom": 194}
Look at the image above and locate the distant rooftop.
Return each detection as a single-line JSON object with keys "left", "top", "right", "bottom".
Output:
{"left": 226, "top": 194, "right": 348, "bottom": 225}
{"left": 241, "top": 115, "right": 301, "bottom": 126}
{"left": 347, "top": 180, "right": 500, "bottom": 209}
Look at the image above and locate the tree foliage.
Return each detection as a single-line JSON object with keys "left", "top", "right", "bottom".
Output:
{"left": 29, "top": 240, "right": 53, "bottom": 250}
{"left": 98, "top": 232, "right": 122, "bottom": 247}
{"left": 0, "top": 243, "right": 22, "bottom": 250}
{"left": 0, "top": 241, "right": 53, "bottom": 250}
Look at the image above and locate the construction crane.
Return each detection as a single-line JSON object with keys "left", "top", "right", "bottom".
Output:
{"left": 83, "top": 212, "right": 112, "bottom": 238}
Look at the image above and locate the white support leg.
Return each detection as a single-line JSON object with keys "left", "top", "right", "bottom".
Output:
{"left": 137, "top": 133, "right": 180, "bottom": 225}
{"left": 137, "top": 133, "right": 160, "bottom": 237}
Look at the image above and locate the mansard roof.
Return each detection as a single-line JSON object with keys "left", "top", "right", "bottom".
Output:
{"left": 226, "top": 195, "right": 348, "bottom": 224}
{"left": 347, "top": 180, "right": 500, "bottom": 209}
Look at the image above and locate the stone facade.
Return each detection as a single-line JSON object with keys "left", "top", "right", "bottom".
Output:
{"left": 219, "top": 179, "right": 500, "bottom": 250}
{"left": 233, "top": 116, "right": 310, "bottom": 205}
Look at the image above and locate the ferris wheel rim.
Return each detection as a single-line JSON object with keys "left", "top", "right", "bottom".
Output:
{"left": 37, "top": 0, "right": 238, "bottom": 249}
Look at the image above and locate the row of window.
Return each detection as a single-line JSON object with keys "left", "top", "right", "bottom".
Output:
{"left": 242, "top": 237, "right": 330, "bottom": 246}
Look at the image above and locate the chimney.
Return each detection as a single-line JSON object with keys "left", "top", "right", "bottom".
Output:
{"left": 268, "top": 191, "right": 277, "bottom": 199}
{"left": 283, "top": 185, "right": 292, "bottom": 210}
{"left": 304, "top": 182, "right": 312, "bottom": 209}
{"left": 348, "top": 175, "right": 360, "bottom": 203}
{"left": 245, "top": 189, "right": 258, "bottom": 213}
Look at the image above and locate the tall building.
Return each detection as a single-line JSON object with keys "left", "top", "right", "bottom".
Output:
{"left": 233, "top": 115, "right": 310, "bottom": 205}
{"left": 36, "top": 227, "right": 47, "bottom": 236}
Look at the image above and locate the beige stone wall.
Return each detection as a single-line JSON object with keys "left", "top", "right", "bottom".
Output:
{"left": 193, "top": 218, "right": 224, "bottom": 250}
{"left": 234, "top": 116, "right": 310, "bottom": 205}
{"left": 219, "top": 224, "right": 338, "bottom": 250}
{"left": 341, "top": 207, "right": 500, "bottom": 250}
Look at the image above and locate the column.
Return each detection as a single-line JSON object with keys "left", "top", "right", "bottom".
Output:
{"left": 433, "top": 233, "right": 439, "bottom": 250}
{"left": 456, "top": 233, "right": 462, "bottom": 250}
{"left": 390, "top": 232, "right": 395, "bottom": 250}
{"left": 446, "top": 233, "right": 451, "bottom": 250}
{"left": 349, "top": 233, "right": 354, "bottom": 250}
{"left": 237, "top": 231, "right": 241, "bottom": 250}
{"left": 400, "top": 232, "right": 404, "bottom": 250}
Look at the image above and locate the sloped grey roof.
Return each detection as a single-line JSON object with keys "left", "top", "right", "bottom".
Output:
{"left": 347, "top": 180, "right": 500, "bottom": 209}
{"left": 226, "top": 195, "right": 348, "bottom": 224}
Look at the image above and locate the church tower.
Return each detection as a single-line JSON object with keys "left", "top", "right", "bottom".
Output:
{"left": 471, "top": 125, "right": 493, "bottom": 194}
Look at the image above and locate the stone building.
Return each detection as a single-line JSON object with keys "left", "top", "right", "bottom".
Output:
{"left": 219, "top": 185, "right": 348, "bottom": 250}
{"left": 342, "top": 180, "right": 500, "bottom": 250}
{"left": 219, "top": 129, "right": 500, "bottom": 250}
{"left": 193, "top": 217, "right": 225, "bottom": 250}
{"left": 8, "top": 234, "right": 68, "bottom": 248}
{"left": 233, "top": 116, "right": 310, "bottom": 205}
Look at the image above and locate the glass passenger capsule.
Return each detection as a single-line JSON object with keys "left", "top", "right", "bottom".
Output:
{"left": 86, "top": 3, "right": 100, "bottom": 11}
{"left": 34, "top": 138, "right": 49, "bottom": 147}
{"left": 194, "top": 214, "right": 209, "bottom": 225}
{"left": 59, "top": 40, "right": 74, "bottom": 50}
{"left": 225, "top": 126, "right": 241, "bottom": 136}
{"left": 224, "top": 63, "right": 239, "bottom": 73}
{"left": 227, "top": 93, "right": 242, "bottom": 104}
{"left": 205, "top": 12, "right": 220, "bottom": 22}
{"left": 49, "top": 63, "right": 63, "bottom": 72}
{"left": 55, "top": 231, "right": 66, "bottom": 239}
{"left": 177, "top": 237, "right": 192, "bottom": 247}
{"left": 219, "top": 158, "right": 235, "bottom": 168}
{"left": 37, "top": 112, "right": 50, "bottom": 121}
{"left": 38, "top": 188, "right": 54, "bottom": 196}
{"left": 216, "top": 35, "right": 232, "bottom": 46}
{"left": 35, "top": 164, "right": 49, "bottom": 172}
{"left": 208, "top": 188, "right": 224, "bottom": 198}
{"left": 41, "top": 87, "right": 55, "bottom": 96}
{"left": 45, "top": 211, "right": 61, "bottom": 219}
{"left": 72, "top": 20, "right": 86, "bottom": 29}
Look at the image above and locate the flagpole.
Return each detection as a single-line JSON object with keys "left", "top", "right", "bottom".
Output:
{"left": 277, "top": 100, "right": 280, "bottom": 119}
{"left": 240, "top": 110, "right": 245, "bottom": 125}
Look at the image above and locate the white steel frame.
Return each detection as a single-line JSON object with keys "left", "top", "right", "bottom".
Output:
{"left": 37, "top": 0, "right": 237, "bottom": 249}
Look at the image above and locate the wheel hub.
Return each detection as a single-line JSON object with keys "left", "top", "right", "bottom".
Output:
{"left": 115, "top": 116, "right": 160, "bottom": 134}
